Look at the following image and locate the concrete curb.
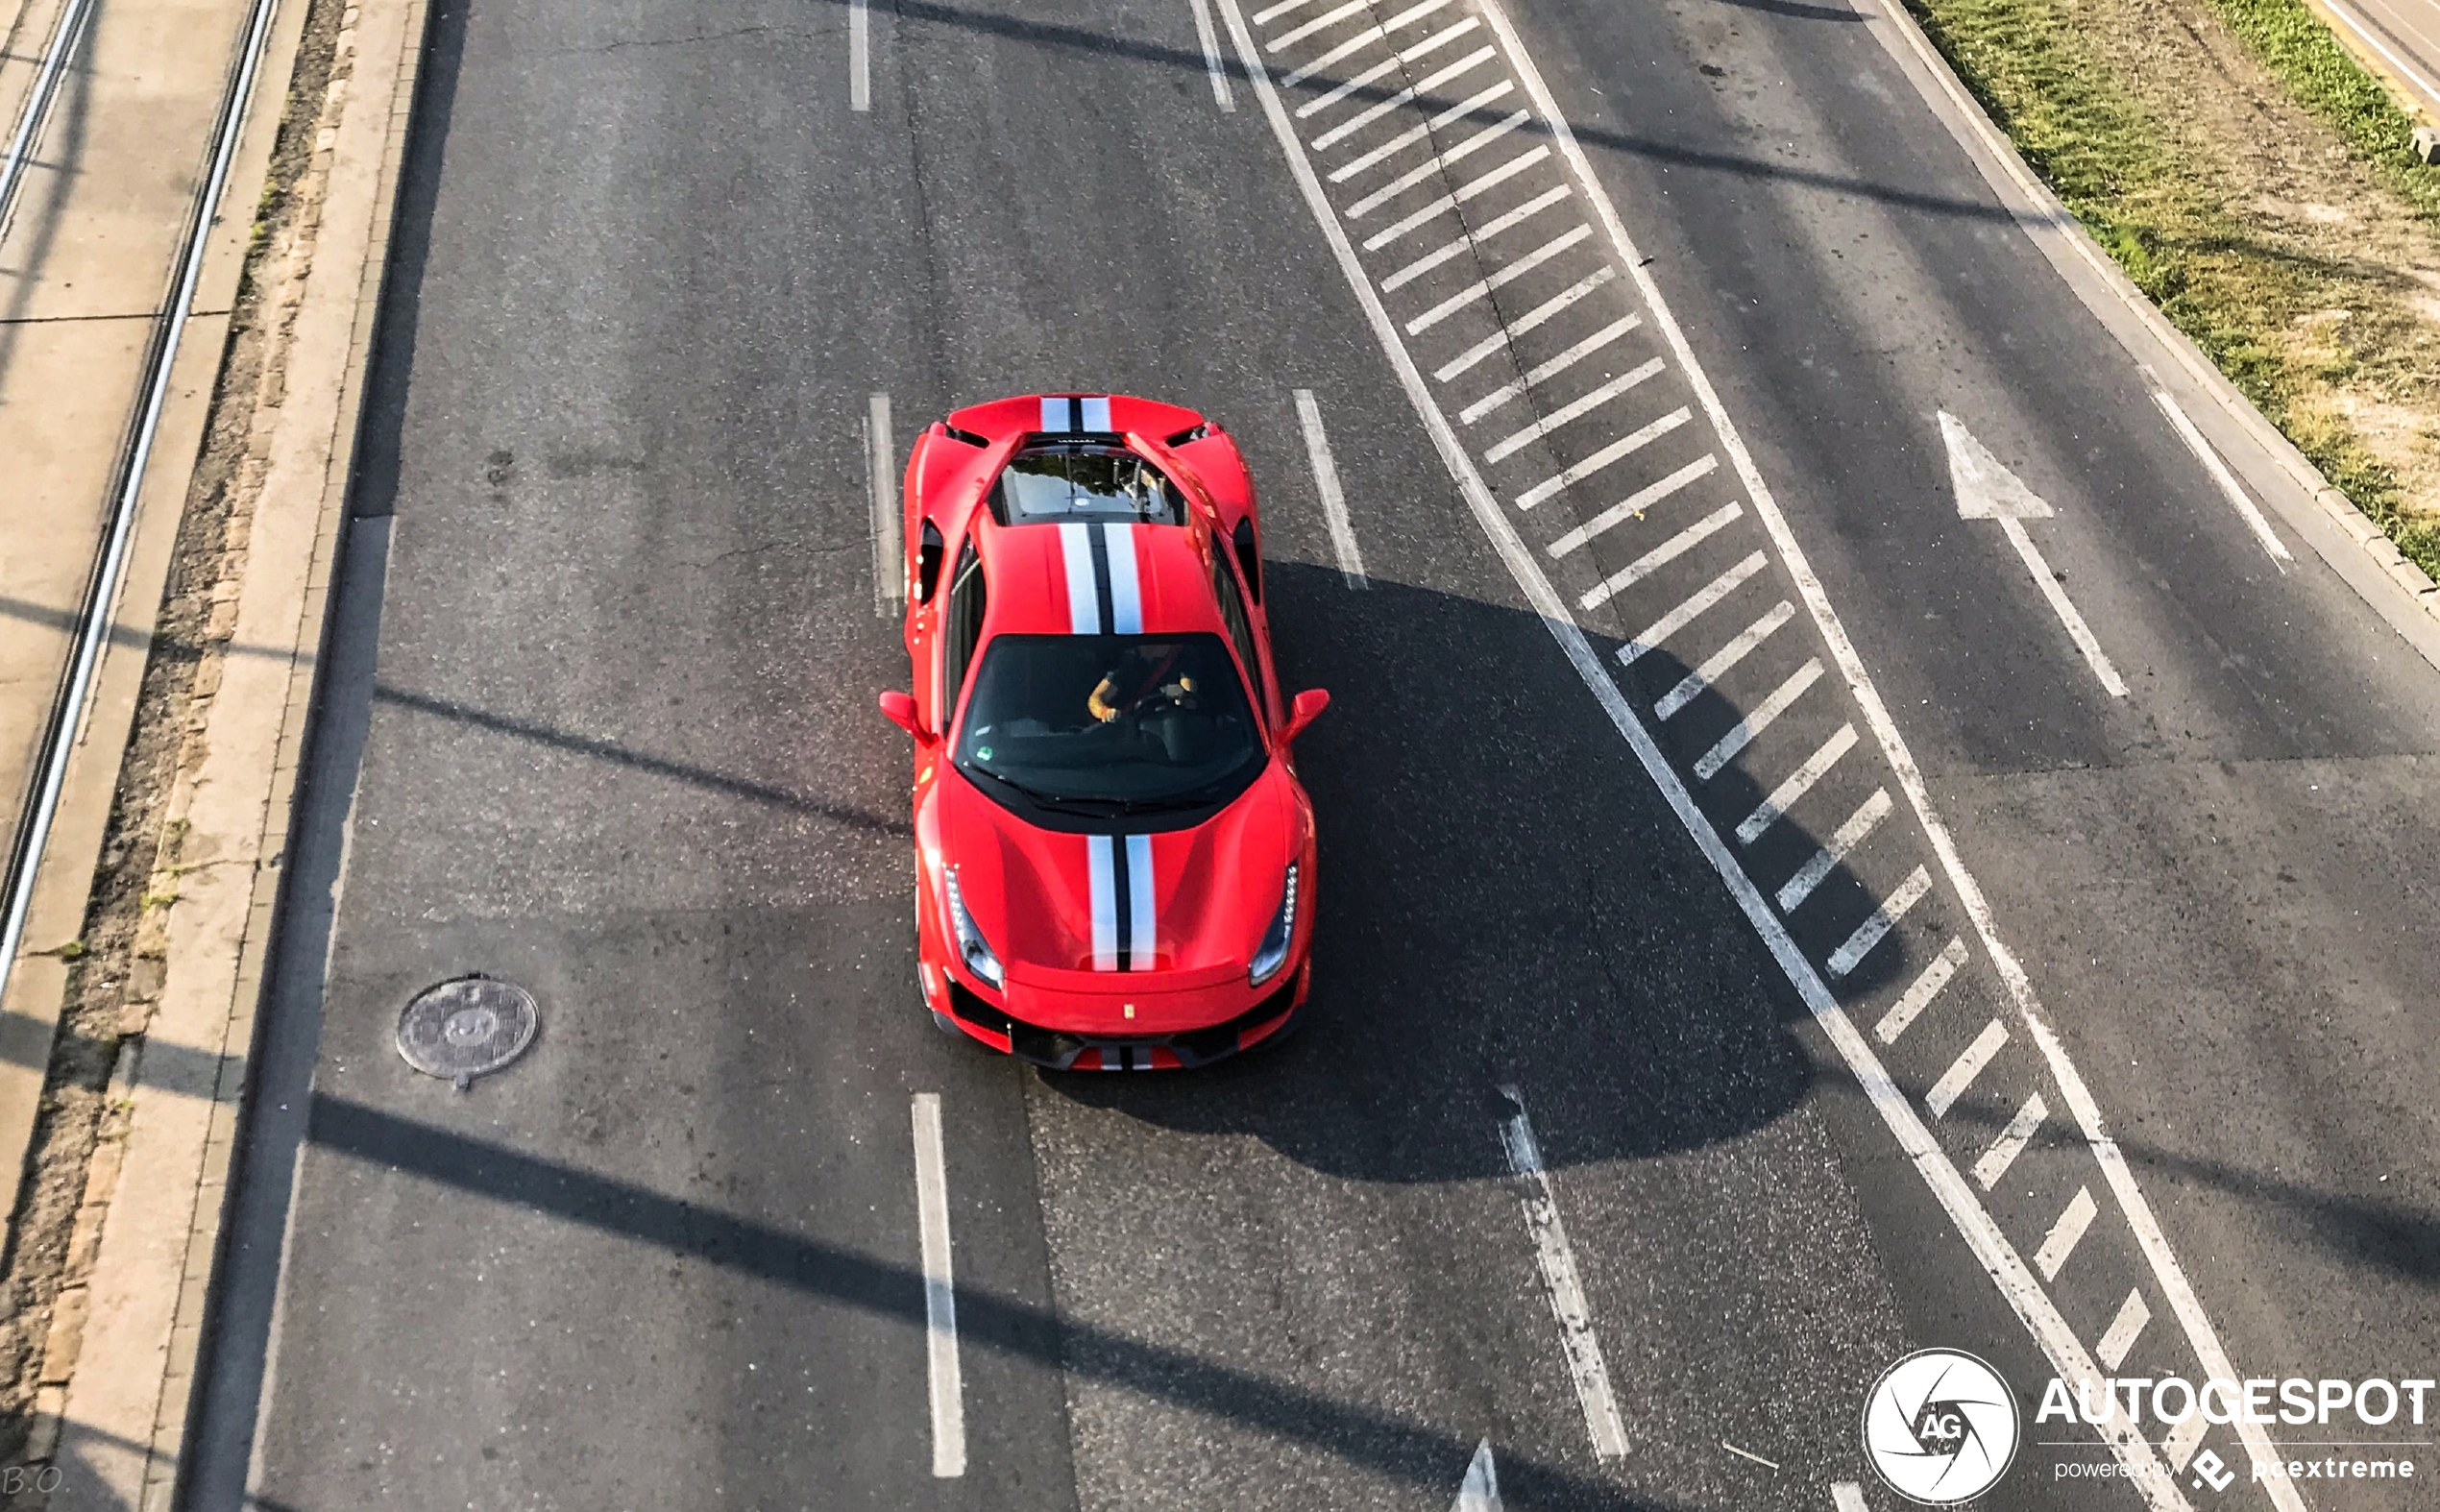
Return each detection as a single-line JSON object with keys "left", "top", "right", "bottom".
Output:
{"left": 41, "top": 0, "right": 429, "bottom": 1499}
{"left": 1859, "top": 0, "right": 2440, "bottom": 646}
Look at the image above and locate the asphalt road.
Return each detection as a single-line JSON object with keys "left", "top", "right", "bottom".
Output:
{"left": 183, "top": 0, "right": 2440, "bottom": 1506}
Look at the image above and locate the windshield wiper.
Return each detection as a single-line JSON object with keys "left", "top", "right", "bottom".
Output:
{"left": 960, "top": 764, "right": 1128, "bottom": 818}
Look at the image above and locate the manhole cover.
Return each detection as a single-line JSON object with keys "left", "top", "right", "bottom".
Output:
{"left": 397, "top": 976, "right": 538, "bottom": 1087}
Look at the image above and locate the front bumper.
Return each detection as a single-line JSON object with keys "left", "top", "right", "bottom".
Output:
{"left": 935, "top": 964, "right": 1307, "bottom": 1069}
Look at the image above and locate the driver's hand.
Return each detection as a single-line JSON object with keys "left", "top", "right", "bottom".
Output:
{"left": 1088, "top": 675, "right": 1120, "bottom": 723}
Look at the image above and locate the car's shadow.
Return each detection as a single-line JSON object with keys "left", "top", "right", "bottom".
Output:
{"left": 1039, "top": 560, "right": 1915, "bottom": 1182}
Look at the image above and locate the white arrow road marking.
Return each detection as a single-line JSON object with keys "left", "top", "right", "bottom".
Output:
{"left": 1452, "top": 1439, "right": 1501, "bottom": 1511}
{"left": 1498, "top": 1086, "right": 1629, "bottom": 1460}
{"left": 912, "top": 1094, "right": 964, "bottom": 1477}
{"left": 1940, "top": 412, "right": 2128, "bottom": 697}
{"left": 2153, "top": 391, "right": 2292, "bottom": 567}
{"left": 867, "top": 393, "right": 899, "bottom": 617}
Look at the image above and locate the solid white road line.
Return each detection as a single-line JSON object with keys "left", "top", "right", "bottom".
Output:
{"left": 867, "top": 393, "right": 899, "bottom": 616}
{"left": 2035, "top": 1185, "right": 2100, "bottom": 1281}
{"left": 1996, "top": 515, "right": 2130, "bottom": 697}
{"left": 1462, "top": 313, "right": 1642, "bottom": 423}
{"left": 1737, "top": 721, "right": 1856, "bottom": 842}
{"left": 1462, "top": 13, "right": 2250, "bottom": 1501}
{"left": 1826, "top": 865, "right": 1932, "bottom": 977}
{"left": 1362, "top": 143, "right": 1547, "bottom": 248}
{"left": 1654, "top": 599, "right": 1793, "bottom": 719}
{"left": 1927, "top": 1018, "right": 2009, "bottom": 1118}
{"left": 1187, "top": 0, "right": 1237, "bottom": 110}
{"left": 1296, "top": 388, "right": 1370, "bottom": 588}
{"left": 1549, "top": 453, "right": 1716, "bottom": 557}
{"left": 1499, "top": 1086, "right": 1631, "bottom": 1461}
{"left": 1351, "top": 109, "right": 1526, "bottom": 217}
{"left": 1434, "top": 265, "right": 1615, "bottom": 380}
{"left": 1623, "top": 549, "right": 1765, "bottom": 666}
{"left": 1973, "top": 1090, "right": 2048, "bottom": 1190}
{"left": 1582, "top": 498, "right": 1741, "bottom": 605}
{"left": 1515, "top": 402, "right": 1686, "bottom": 506}
{"left": 2161, "top": 1403, "right": 2211, "bottom": 1472}
{"left": 851, "top": 0, "right": 871, "bottom": 110}
{"left": 1329, "top": 81, "right": 1514, "bottom": 182}
{"left": 1383, "top": 183, "right": 1570, "bottom": 289}
{"left": 1832, "top": 1485, "right": 1869, "bottom": 1512}
{"left": 2154, "top": 390, "right": 2292, "bottom": 566}
{"left": 1483, "top": 356, "right": 1662, "bottom": 463}
{"left": 1312, "top": 46, "right": 1497, "bottom": 148}
{"left": 1775, "top": 785, "right": 1891, "bottom": 910}
{"left": 912, "top": 1094, "right": 964, "bottom": 1477}
{"left": 1406, "top": 224, "right": 1592, "bottom": 332}
{"left": 1207, "top": 11, "right": 2188, "bottom": 1502}
{"left": 2097, "top": 1288, "right": 2153, "bottom": 1372}
{"left": 1269, "top": 0, "right": 1367, "bottom": 51}
{"left": 1874, "top": 935, "right": 1968, "bottom": 1043}
{"left": 1695, "top": 658, "right": 1822, "bottom": 782}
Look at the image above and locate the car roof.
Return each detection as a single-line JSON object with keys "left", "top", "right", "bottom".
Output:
{"left": 973, "top": 515, "right": 1230, "bottom": 641}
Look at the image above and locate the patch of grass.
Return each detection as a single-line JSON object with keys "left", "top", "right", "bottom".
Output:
{"left": 1902, "top": 0, "right": 2440, "bottom": 581}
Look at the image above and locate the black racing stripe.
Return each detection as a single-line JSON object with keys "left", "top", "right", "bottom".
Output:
{"left": 1067, "top": 396, "right": 1085, "bottom": 433}
{"left": 1087, "top": 524, "right": 1116, "bottom": 635}
{"left": 1110, "top": 833, "right": 1133, "bottom": 972}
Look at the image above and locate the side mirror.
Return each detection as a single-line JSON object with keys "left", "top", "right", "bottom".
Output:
{"left": 878, "top": 691, "right": 933, "bottom": 744}
{"left": 1281, "top": 689, "right": 1330, "bottom": 744}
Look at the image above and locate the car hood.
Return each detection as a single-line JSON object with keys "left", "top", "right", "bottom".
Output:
{"left": 937, "top": 762, "right": 1299, "bottom": 983}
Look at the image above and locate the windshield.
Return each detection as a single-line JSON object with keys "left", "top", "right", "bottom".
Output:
{"left": 954, "top": 634, "right": 1264, "bottom": 818}
{"left": 992, "top": 445, "right": 1183, "bottom": 524}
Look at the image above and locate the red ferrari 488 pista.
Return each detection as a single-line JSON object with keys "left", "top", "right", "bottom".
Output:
{"left": 878, "top": 394, "right": 1328, "bottom": 1070}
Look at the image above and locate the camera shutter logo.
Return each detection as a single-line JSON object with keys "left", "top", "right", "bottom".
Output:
{"left": 1862, "top": 1349, "right": 2021, "bottom": 1504}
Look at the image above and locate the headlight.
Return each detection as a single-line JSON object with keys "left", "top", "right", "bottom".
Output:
{"left": 943, "top": 867, "right": 1004, "bottom": 990}
{"left": 1249, "top": 863, "right": 1299, "bottom": 987}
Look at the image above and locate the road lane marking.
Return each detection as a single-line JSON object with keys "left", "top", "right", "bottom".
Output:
{"left": 1832, "top": 1486, "right": 1869, "bottom": 1512}
{"left": 912, "top": 1094, "right": 964, "bottom": 1476}
{"left": 1295, "top": 389, "right": 1370, "bottom": 588}
{"left": 1654, "top": 599, "right": 1794, "bottom": 719}
{"left": 851, "top": 0, "right": 871, "bottom": 110}
{"left": 1944, "top": 412, "right": 2129, "bottom": 697}
{"left": 1625, "top": 549, "right": 1766, "bottom": 665}
{"left": 2097, "top": 1288, "right": 2153, "bottom": 1372}
{"left": 1382, "top": 183, "right": 1570, "bottom": 289}
{"left": 1269, "top": 0, "right": 1367, "bottom": 51}
{"left": 1434, "top": 265, "right": 1614, "bottom": 379}
{"left": 1300, "top": 53, "right": 1408, "bottom": 119}
{"left": 1927, "top": 1018, "right": 2009, "bottom": 1117}
{"left": 867, "top": 393, "right": 900, "bottom": 616}
{"left": 1311, "top": 45, "right": 1497, "bottom": 148}
{"left": 1282, "top": 0, "right": 1451, "bottom": 91}
{"left": 1498, "top": 1086, "right": 1630, "bottom": 1460}
{"left": 1301, "top": 16, "right": 1486, "bottom": 125}
{"left": 1775, "top": 785, "right": 1891, "bottom": 909}
{"left": 1581, "top": 496, "right": 1740, "bottom": 602}
{"left": 1695, "top": 658, "right": 1822, "bottom": 781}
{"left": 2154, "top": 391, "right": 2292, "bottom": 567}
{"left": 1254, "top": 0, "right": 1313, "bottom": 21}
{"left": 1187, "top": 0, "right": 1237, "bottom": 109}
{"left": 1974, "top": 1090, "right": 2049, "bottom": 1190}
{"left": 1737, "top": 721, "right": 1857, "bottom": 842}
{"left": 2036, "top": 1185, "right": 2100, "bottom": 1280}
{"left": 1454, "top": 1439, "right": 1502, "bottom": 1510}
{"left": 1826, "top": 864, "right": 1932, "bottom": 977}
{"left": 1514, "top": 401, "right": 1685, "bottom": 505}
{"left": 1329, "top": 80, "right": 1514, "bottom": 181}
{"left": 1351, "top": 108, "right": 1527, "bottom": 216}
{"left": 1874, "top": 935, "right": 1967, "bottom": 1042}
{"left": 1483, "top": 356, "right": 1663, "bottom": 463}
{"left": 1550, "top": 453, "right": 1716, "bottom": 559}
{"left": 2162, "top": 1405, "right": 2210, "bottom": 1471}
{"left": 1406, "top": 224, "right": 1592, "bottom": 331}
{"left": 1462, "top": 313, "right": 1642, "bottom": 422}
{"left": 1362, "top": 143, "right": 1548, "bottom": 248}
{"left": 1210, "top": 11, "right": 2193, "bottom": 1500}
{"left": 1999, "top": 516, "right": 2129, "bottom": 696}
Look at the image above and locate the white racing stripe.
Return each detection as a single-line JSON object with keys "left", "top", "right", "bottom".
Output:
{"left": 1087, "top": 836, "right": 1118, "bottom": 970}
{"left": 912, "top": 1094, "right": 964, "bottom": 1477}
{"left": 1498, "top": 1086, "right": 1630, "bottom": 1460}
{"left": 1127, "top": 833, "right": 1158, "bottom": 968}
{"left": 1106, "top": 524, "right": 1145, "bottom": 634}
{"left": 1212, "top": 5, "right": 2197, "bottom": 1500}
{"left": 1060, "top": 523, "right": 1103, "bottom": 634}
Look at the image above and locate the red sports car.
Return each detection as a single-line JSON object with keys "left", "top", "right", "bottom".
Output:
{"left": 878, "top": 393, "right": 1328, "bottom": 1070}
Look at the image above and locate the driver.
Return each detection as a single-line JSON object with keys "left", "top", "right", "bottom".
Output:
{"left": 1088, "top": 645, "right": 1198, "bottom": 723}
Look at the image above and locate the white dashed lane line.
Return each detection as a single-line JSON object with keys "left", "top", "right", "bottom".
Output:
{"left": 866, "top": 392, "right": 900, "bottom": 617}
{"left": 1223, "top": 0, "right": 2299, "bottom": 1500}
{"left": 1498, "top": 1086, "right": 1631, "bottom": 1461}
{"left": 1186, "top": 0, "right": 1238, "bottom": 110}
{"left": 1294, "top": 388, "right": 1371, "bottom": 588}
{"left": 912, "top": 1093, "right": 965, "bottom": 1478}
